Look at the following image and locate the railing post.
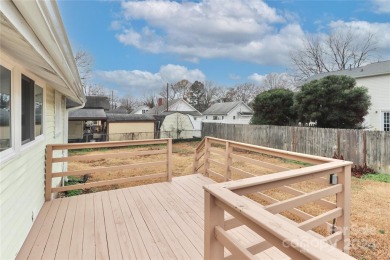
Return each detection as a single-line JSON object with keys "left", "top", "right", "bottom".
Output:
{"left": 167, "top": 138, "right": 173, "bottom": 182}
{"left": 336, "top": 165, "right": 351, "bottom": 253}
{"left": 224, "top": 141, "right": 233, "bottom": 181}
{"left": 45, "top": 145, "right": 53, "bottom": 201}
{"left": 204, "top": 137, "right": 211, "bottom": 177}
{"left": 204, "top": 190, "right": 224, "bottom": 260}
{"left": 193, "top": 149, "right": 199, "bottom": 174}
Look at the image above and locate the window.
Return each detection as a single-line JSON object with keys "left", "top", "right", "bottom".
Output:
{"left": 213, "top": 116, "right": 217, "bottom": 120}
{"left": 21, "top": 76, "right": 35, "bottom": 144}
{"left": 206, "top": 116, "right": 208, "bottom": 119}
{"left": 0, "top": 65, "right": 11, "bottom": 151}
{"left": 21, "top": 75, "right": 43, "bottom": 144}
{"left": 35, "top": 85, "right": 43, "bottom": 137}
{"left": 384, "top": 112, "right": 390, "bottom": 132}
{"left": 222, "top": 116, "right": 224, "bottom": 120}
{"left": 233, "top": 116, "right": 236, "bottom": 120}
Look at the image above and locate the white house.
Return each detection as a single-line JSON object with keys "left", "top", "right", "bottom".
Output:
{"left": 130, "top": 105, "right": 150, "bottom": 114}
{"left": 148, "top": 98, "right": 203, "bottom": 131}
{"left": 202, "top": 101, "right": 254, "bottom": 124}
{"left": 0, "top": 1, "right": 85, "bottom": 259}
{"left": 300, "top": 60, "right": 390, "bottom": 131}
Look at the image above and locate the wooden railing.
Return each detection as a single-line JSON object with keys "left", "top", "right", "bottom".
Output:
{"left": 45, "top": 138, "right": 172, "bottom": 201}
{"left": 194, "top": 137, "right": 353, "bottom": 259}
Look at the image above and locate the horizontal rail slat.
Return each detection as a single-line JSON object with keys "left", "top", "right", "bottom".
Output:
{"left": 223, "top": 161, "right": 350, "bottom": 195}
{"left": 206, "top": 136, "right": 336, "bottom": 164}
{"left": 206, "top": 169, "right": 225, "bottom": 180}
{"left": 298, "top": 208, "right": 342, "bottom": 231}
{"left": 323, "top": 231, "right": 343, "bottom": 245}
{"left": 265, "top": 184, "right": 342, "bottom": 214}
{"left": 52, "top": 173, "right": 167, "bottom": 192}
{"left": 224, "top": 217, "right": 242, "bottom": 230}
{"left": 214, "top": 226, "right": 254, "bottom": 260}
{"left": 279, "top": 186, "right": 336, "bottom": 209}
{"left": 208, "top": 138, "right": 226, "bottom": 145}
{"left": 49, "top": 138, "right": 168, "bottom": 150}
{"left": 209, "top": 147, "right": 225, "bottom": 156}
{"left": 208, "top": 158, "right": 225, "bottom": 168}
{"left": 230, "top": 153, "right": 290, "bottom": 172}
{"left": 52, "top": 161, "right": 166, "bottom": 178}
{"left": 52, "top": 149, "right": 167, "bottom": 163}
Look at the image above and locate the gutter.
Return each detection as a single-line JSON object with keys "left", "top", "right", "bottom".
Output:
{"left": 62, "top": 101, "right": 86, "bottom": 186}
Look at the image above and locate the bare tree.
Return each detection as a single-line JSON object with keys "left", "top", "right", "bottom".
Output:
{"left": 261, "top": 73, "right": 296, "bottom": 90}
{"left": 159, "top": 79, "right": 192, "bottom": 101}
{"left": 74, "top": 50, "right": 94, "bottom": 93}
{"left": 119, "top": 95, "right": 139, "bottom": 112}
{"left": 290, "top": 27, "right": 377, "bottom": 79}
{"left": 203, "top": 81, "right": 220, "bottom": 109}
{"left": 224, "top": 83, "right": 261, "bottom": 104}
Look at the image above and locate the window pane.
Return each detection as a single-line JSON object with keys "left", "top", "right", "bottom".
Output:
{"left": 384, "top": 112, "right": 390, "bottom": 132}
{"left": 0, "top": 65, "right": 11, "bottom": 151}
{"left": 35, "top": 85, "right": 43, "bottom": 137}
{"left": 21, "top": 76, "right": 35, "bottom": 144}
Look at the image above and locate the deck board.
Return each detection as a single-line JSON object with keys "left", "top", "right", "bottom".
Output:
{"left": 17, "top": 174, "right": 289, "bottom": 260}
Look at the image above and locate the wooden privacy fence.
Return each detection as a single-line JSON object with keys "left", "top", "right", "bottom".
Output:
{"left": 194, "top": 137, "right": 354, "bottom": 259}
{"left": 45, "top": 138, "right": 172, "bottom": 201}
{"left": 203, "top": 123, "right": 390, "bottom": 174}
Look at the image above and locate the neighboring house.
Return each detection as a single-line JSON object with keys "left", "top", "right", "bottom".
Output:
{"left": 67, "top": 96, "right": 111, "bottom": 142}
{"left": 68, "top": 108, "right": 107, "bottom": 142}
{"left": 299, "top": 60, "right": 390, "bottom": 131}
{"left": 0, "top": 2, "right": 85, "bottom": 259}
{"left": 131, "top": 105, "right": 150, "bottom": 114}
{"left": 148, "top": 98, "right": 203, "bottom": 131}
{"left": 202, "top": 101, "right": 254, "bottom": 124}
{"left": 106, "top": 113, "right": 155, "bottom": 141}
{"left": 156, "top": 112, "right": 201, "bottom": 139}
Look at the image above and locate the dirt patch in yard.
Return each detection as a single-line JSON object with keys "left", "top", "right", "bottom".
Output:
{"left": 67, "top": 141, "right": 389, "bottom": 259}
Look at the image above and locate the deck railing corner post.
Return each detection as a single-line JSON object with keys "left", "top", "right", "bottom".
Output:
{"left": 45, "top": 145, "right": 53, "bottom": 201}
{"left": 225, "top": 141, "right": 233, "bottom": 181}
{"left": 204, "top": 190, "right": 224, "bottom": 260}
{"left": 167, "top": 138, "right": 173, "bottom": 182}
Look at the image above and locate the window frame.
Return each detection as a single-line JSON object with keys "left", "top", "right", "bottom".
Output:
{"left": 382, "top": 111, "right": 390, "bottom": 132}
{"left": 0, "top": 55, "right": 46, "bottom": 163}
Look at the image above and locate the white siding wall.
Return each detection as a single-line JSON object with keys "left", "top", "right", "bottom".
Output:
{"left": 203, "top": 104, "right": 253, "bottom": 124}
{"left": 170, "top": 100, "right": 195, "bottom": 111}
{"left": 0, "top": 81, "right": 65, "bottom": 259}
{"left": 356, "top": 74, "right": 390, "bottom": 130}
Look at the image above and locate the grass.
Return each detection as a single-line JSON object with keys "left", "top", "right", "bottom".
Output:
{"left": 64, "top": 176, "right": 83, "bottom": 197}
{"left": 361, "top": 173, "right": 390, "bottom": 183}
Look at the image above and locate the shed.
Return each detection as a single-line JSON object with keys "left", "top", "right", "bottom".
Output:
{"left": 106, "top": 113, "right": 155, "bottom": 141}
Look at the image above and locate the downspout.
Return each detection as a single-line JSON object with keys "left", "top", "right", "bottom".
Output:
{"left": 62, "top": 101, "right": 86, "bottom": 186}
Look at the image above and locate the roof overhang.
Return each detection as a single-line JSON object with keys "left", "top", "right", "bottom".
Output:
{"left": 0, "top": 0, "right": 86, "bottom": 105}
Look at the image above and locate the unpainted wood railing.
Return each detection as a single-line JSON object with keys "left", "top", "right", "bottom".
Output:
{"left": 194, "top": 137, "right": 353, "bottom": 259}
{"left": 45, "top": 138, "right": 172, "bottom": 201}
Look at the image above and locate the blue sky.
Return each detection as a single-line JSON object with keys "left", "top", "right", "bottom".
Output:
{"left": 58, "top": 0, "right": 390, "bottom": 97}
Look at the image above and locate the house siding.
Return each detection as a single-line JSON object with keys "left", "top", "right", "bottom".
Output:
{"left": 203, "top": 103, "right": 253, "bottom": 124}
{"left": 108, "top": 122, "right": 155, "bottom": 141}
{"left": 356, "top": 74, "right": 390, "bottom": 130}
{"left": 0, "top": 85, "right": 65, "bottom": 259}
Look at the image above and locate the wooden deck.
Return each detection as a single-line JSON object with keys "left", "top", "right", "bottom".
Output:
{"left": 17, "top": 174, "right": 290, "bottom": 260}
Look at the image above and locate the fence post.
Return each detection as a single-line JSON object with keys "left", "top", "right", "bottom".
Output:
{"left": 45, "top": 145, "right": 53, "bottom": 201}
{"left": 204, "top": 137, "right": 211, "bottom": 177}
{"left": 224, "top": 141, "right": 233, "bottom": 181}
{"left": 204, "top": 190, "right": 224, "bottom": 260}
{"left": 336, "top": 165, "right": 351, "bottom": 253}
{"left": 167, "top": 138, "right": 173, "bottom": 182}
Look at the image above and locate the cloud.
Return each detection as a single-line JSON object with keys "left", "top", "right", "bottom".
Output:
{"left": 94, "top": 64, "right": 205, "bottom": 96}
{"left": 329, "top": 20, "right": 390, "bottom": 60}
{"left": 248, "top": 73, "right": 265, "bottom": 84}
{"left": 115, "top": 0, "right": 304, "bottom": 65}
{"left": 372, "top": 0, "right": 390, "bottom": 13}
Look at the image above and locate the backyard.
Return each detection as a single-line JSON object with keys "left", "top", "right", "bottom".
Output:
{"left": 67, "top": 141, "right": 390, "bottom": 260}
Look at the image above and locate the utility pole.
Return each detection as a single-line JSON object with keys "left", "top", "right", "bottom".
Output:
{"left": 111, "top": 90, "right": 114, "bottom": 110}
{"left": 166, "top": 83, "right": 169, "bottom": 112}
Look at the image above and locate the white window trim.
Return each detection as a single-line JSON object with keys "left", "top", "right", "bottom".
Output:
{"left": 381, "top": 110, "right": 390, "bottom": 131}
{"left": 0, "top": 54, "right": 47, "bottom": 165}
